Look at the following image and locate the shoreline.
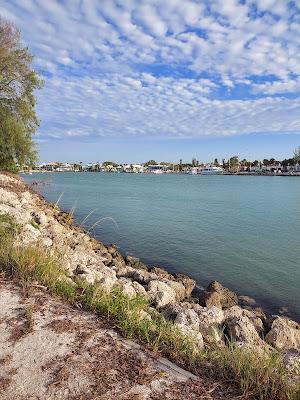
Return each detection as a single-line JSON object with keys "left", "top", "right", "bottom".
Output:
{"left": 21, "top": 170, "right": 300, "bottom": 177}
{"left": 0, "top": 172, "right": 299, "bottom": 380}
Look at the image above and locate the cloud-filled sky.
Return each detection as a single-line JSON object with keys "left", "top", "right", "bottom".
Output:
{"left": 1, "top": 0, "right": 300, "bottom": 162}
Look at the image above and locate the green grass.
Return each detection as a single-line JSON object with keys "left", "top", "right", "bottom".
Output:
{"left": 0, "top": 212, "right": 299, "bottom": 400}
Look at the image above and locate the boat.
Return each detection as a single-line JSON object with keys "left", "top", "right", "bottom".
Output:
{"left": 201, "top": 166, "right": 224, "bottom": 175}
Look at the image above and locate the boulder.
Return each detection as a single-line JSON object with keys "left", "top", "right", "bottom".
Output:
{"left": 114, "top": 278, "right": 137, "bottom": 298}
{"left": 225, "top": 316, "right": 265, "bottom": 347}
{"left": 196, "top": 306, "right": 224, "bottom": 343}
{"left": 147, "top": 280, "right": 177, "bottom": 308}
{"left": 199, "top": 291, "right": 222, "bottom": 309}
{"left": 224, "top": 306, "right": 265, "bottom": 336}
{"left": 149, "top": 266, "right": 173, "bottom": 280}
{"left": 132, "top": 270, "right": 155, "bottom": 285}
{"left": 107, "top": 244, "right": 117, "bottom": 255}
{"left": 175, "top": 308, "right": 200, "bottom": 332}
{"left": 282, "top": 349, "right": 300, "bottom": 373}
{"left": 165, "top": 280, "right": 186, "bottom": 302}
{"left": 238, "top": 295, "right": 256, "bottom": 307}
{"left": 176, "top": 325, "right": 204, "bottom": 348}
{"left": 126, "top": 256, "right": 148, "bottom": 271}
{"left": 31, "top": 211, "right": 48, "bottom": 226}
{"left": 132, "top": 281, "right": 148, "bottom": 298}
{"left": 266, "top": 317, "right": 300, "bottom": 351}
{"left": 20, "top": 223, "right": 41, "bottom": 244}
{"left": 200, "top": 281, "right": 238, "bottom": 309}
{"left": 76, "top": 264, "right": 117, "bottom": 290}
{"left": 174, "top": 274, "right": 196, "bottom": 298}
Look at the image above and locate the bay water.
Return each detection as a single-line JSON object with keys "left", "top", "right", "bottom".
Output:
{"left": 23, "top": 172, "right": 300, "bottom": 320}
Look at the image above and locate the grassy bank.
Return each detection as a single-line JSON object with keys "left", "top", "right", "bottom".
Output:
{"left": 0, "top": 213, "right": 299, "bottom": 400}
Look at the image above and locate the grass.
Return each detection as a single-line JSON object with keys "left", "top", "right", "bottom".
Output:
{"left": 0, "top": 212, "right": 299, "bottom": 400}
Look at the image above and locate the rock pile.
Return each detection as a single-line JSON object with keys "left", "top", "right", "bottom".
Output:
{"left": 0, "top": 173, "right": 299, "bottom": 372}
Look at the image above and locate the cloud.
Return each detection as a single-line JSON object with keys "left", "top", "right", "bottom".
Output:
{"left": 1, "top": 0, "right": 299, "bottom": 141}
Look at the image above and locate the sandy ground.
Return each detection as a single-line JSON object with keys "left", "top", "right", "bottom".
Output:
{"left": 0, "top": 279, "right": 241, "bottom": 400}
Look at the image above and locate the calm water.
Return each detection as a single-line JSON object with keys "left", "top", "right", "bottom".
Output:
{"left": 23, "top": 173, "right": 300, "bottom": 320}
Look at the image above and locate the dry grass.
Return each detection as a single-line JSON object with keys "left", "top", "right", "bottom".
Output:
{"left": 0, "top": 212, "right": 299, "bottom": 400}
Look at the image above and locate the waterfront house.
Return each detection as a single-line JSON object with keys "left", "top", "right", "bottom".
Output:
{"left": 123, "top": 164, "right": 144, "bottom": 173}
{"left": 146, "top": 164, "right": 167, "bottom": 173}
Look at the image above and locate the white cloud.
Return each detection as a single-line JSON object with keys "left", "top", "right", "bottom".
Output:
{"left": 1, "top": 0, "right": 299, "bottom": 140}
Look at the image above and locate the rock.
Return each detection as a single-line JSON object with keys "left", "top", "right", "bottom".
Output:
{"left": 163, "top": 303, "right": 185, "bottom": 322}
{"left": 76, "top": 265, "right": 117, "bottom": 290}
{"left": 20, "top": 223, "right": 41, "bottom": 244}
{"left": 175, "top": 308, "right": 200, "bottom": 332}
{"left": 224, "top": 306, "right": 265, "bottom": 336}
{"left": 176, "top": 324, "right": 204, "bottom": 348}
{"left": 41, "top": 237, "right": 53, "bottom": 247}
{"left": 113, "top": 264, "right": 135, "bottom": 278}
{"left": 208, "top": 281, "right": 238, "bottom": 308}
{"left": 225, "top": 316, "right": 265, "bottom": 347}
{"left": 131, "top": 281, "right": 148, "bottom": 297}
{"left": 147, "top": 280, "right": 177, "bottom": 308}
{"left": 282, "top": 349, "right": 300, "bottom": 373}
{"left": 199, "top": 291, "right": 222, "bottom": 309}
{"left": 132, "top": 270, "right": 153, "bottom": 285}
{"left": 174, "top": 274, "right": 196, "bottom": 298}
{"left": 165, "top": 280, "right": 186, "bottom": 302}
{"left": 126, "top": 256, "right": 148, "bottom": 270}
{"left": 266, "top": 317, "right": 300, "bottom": 351}
{"left": 196, "top": 306, "right": 224, "bottom": 343}
{"left": 31, "top": 211, "right": 48, "bottom": 226}
{"left": 149, "top": 267, "right": 173, "bottom": 280}
{"left": 102, "top": 252, "right": 113, "bottom": 265}
{"left": 238, "top": 295, "right": 256, "bottom": 307}
{"left": 114, "top": 278, "right": 137, "bottom": 298}
{"left": 107, "top": 244, "right": 117, "bottom": 255}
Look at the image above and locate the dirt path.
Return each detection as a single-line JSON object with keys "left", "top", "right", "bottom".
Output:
{"left": 0, "top": 280, "right": 241, "bottom": 400}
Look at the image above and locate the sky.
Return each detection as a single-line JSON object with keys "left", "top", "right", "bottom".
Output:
{"left": 1, "top": 0, "right": 300, "bottom": 163}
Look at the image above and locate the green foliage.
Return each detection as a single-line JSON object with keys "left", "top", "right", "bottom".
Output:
{"left": 102, "top": 161, "right": 118, "bottom": 167}
{"left": 0, "top": 17, "right": 42, "bottom": 172}
{"left": 144, "top": 160, "right": 157, "bottom": 166}
{"left": 0, "top": 213, "right": 19, "bottom": 244}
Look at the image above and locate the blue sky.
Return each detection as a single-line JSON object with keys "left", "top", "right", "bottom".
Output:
{"left": 2, "top": 0, "right": 300, "bottom": 163}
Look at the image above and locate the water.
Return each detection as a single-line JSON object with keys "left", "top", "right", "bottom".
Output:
{"left": 23, "top": 172, "right": 300, "bottom": 321}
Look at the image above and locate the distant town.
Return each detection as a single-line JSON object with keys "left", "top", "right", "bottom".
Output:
{"left": 23, "top": 151, "right": 300, "bottom": 176}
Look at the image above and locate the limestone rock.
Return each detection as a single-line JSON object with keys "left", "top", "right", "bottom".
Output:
{"left": 126, "top": 256, "right": 148, "bottom": 270}
{"left": 147, "top": 280, "right": 176, "bottom": 308}
{"left": 166, "top": 280, "right": 187, "bottom": 302}
{"left": 175, "top": 309, "right": 200, "bottom": 332}
{"left": 174, "top": 274, "right": 196, "bottom": 298}
{"left": 199, "top": 291, "right": 222, "bottom": 309}
{"left": 225, "top": 316, "right": 265, "bottom": 346}
{"left": 200, "top": 281, "right": 238, "bottom": 309}
{"left": 224, "top": 306, "right": 264, "bottom": 336}
{"left": 282, "top": 349, "right": 300, "bottom": 373}
{"left": 149, "top": 266, "right": 173, "bottom": 280}
{"left": 266, "top": 317, "right": 300, "bottom": 351}
{"left": 196, "top": 306, "right": 224, "bottom": 343}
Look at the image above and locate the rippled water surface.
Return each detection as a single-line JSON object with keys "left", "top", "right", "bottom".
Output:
{"left": 23, "top": 173, "right": 300, "bottom": 320}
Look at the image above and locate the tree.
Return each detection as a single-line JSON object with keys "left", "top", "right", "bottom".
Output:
{"left": 0, "top": 17, "right": 42, "bottom": 171}
{"left": 214, "top": 158, "right": 219, "bottom": 166}
{"left": 293, "top": 146, "right": 300, "bottom": 164}
{"left": 102, "top": 161, "right": 118, "bottom": 167}
{"left": 229, "top": 156, "right": 239, "bottom": 171}
{"left": 144, "top": 160, "right": 157, "bottom": 166}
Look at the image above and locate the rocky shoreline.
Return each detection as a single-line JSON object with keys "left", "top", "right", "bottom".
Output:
{"left": 0, "top": 172, "right": 299, "bottom": 374}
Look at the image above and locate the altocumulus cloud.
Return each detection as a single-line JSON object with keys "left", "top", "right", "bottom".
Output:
{"left": 1, "top": 0, "right": 300, "bottom": 140}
